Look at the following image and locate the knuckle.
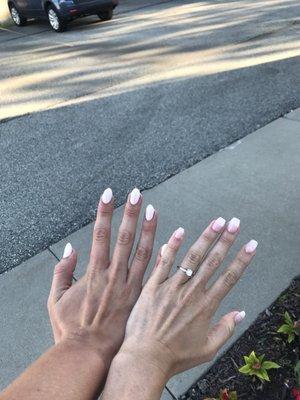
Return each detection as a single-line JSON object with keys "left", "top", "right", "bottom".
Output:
{"left": 98, "top": 202, "right": 113, "bottom": 215}
{"left": 187, "top": 249, "right": 202, "bottom": 266}
{"left": 207, "top": 253, "right": 222, "bottom": 270}
{"left": 135, "top": 245, "right": 151, "bottom": 262}
{"left": 160, "top": 256, "right": 169, "bottom": 267}
{"left": 219, "top": 234, "right": 234, "bottom": 246}
{"left": 54, "top": 262, "right": 64, "bottom": 276}
{"left": 202, "top": 230, "right": 215, "bottom": 243}
{"left": 124, "top": 205, "right": 139, "bottom": 218}
{"left": 223, "top": 269, "right": 239, "bottom": 288}
{"left": 117, "top": 229, "right": 133, "bottom": 246}
{"left": 93, "top": 226, "right": 109, "bottom": 243}
{"left": 236, "top": 254, "right": 249, "bottom": 269}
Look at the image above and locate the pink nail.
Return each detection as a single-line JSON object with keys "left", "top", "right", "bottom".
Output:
{"left": 212, "top": 217, "right": 226, "bottom": 232}
{"left": 130, "top": 188, "right": 141, "bottom": 205}
{"left": 145, "top": 204, "right": 155, "bottom": 221}
{"left": 63, "top": 243, "right": 72, "bottom": 259}
{"left": 102, "top": 188, "right": 113, "bottom": 204}
{"left": 234, "top": 311, "right": 246, "bottom": 324}
{"left": 227, "top": 217, "right": 240, "bottom": 233}
{"left": 174, "top": 227, "right": 184, "bottom": 239}
{"left": 245, "top": 239, "right": 258, "bottom": 254}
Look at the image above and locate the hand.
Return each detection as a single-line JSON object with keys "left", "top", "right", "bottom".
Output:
{"left": 118, "top": 217, "right": 257, "bottom": 380}
{"left": 47, "top": 187, "right": 157, "bottom": 367}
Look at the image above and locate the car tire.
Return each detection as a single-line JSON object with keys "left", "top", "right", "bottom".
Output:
{"left": 47, "top": 5, "right": 67, "bottom": 32}
{"left": 97, "top": 8, "right": 113, "bottom": 21}
{"left": 9, "top": 4, "right": 27, "bottom": 26}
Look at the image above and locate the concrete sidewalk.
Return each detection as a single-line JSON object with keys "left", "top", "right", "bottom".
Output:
{"left": 0, "top": 109, "right": 300, "bottom": 398}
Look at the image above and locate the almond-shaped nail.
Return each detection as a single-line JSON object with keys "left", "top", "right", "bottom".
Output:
{"left": 145, "top": 204, "right": 155, "bottom": 221}
{"left": 63, "top": 243, "right": 72, "bottom": 259}
{"left": 161, "top": 244, "right": 168, "bottom": 256}
{"left": 212, "top": 217, "right": 226, "bottom": 233}
{"left": 245, "top": 239, "right": 258, "bottom": 254}
{"left": 174, "top": 227, "right": 184, "bottom": 239}
{"left": 102, "top": 188, "right": 113, "bottom": 204}
{"left": 130, "top": 188, "right": 141, "bottom": 205}
{"left": 227, "top": 217, "right": 240, "bottom": 233}
{"left": 234, "top": 310, "right": 246, "bottom": 324}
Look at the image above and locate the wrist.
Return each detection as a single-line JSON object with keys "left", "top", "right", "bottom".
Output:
{"left": 58, "top": 335, "right": 111, "bottom": 373}
{"left": 107, "top": 351, "right": 167, "bottom": 399}
{"left": 115, "top": 343, "right": 172, "bottom": 384}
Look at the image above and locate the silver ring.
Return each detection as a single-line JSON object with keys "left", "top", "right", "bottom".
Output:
{"left": 177, "top": 266, "right": 194, "bottom": 278}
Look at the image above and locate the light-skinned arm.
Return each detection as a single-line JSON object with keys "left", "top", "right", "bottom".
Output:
{"left": 103, "top": 217, "right": 258, "bottom": 400}
{"left": 0, "top": 187, "right": 158, "bottom": 400}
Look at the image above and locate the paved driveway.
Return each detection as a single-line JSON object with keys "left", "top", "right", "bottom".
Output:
{"left": 0, "top": 0, "right": 300, "bottom": 272}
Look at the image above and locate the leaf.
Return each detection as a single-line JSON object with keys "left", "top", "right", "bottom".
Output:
{"left": 258, "top": 354, "right": 265, "bottom": 363}
{"left": 229, "top": 392, "right": 237, "bottom": 400}
{"left": 249, "top": 351, "right": 258, "bottom": 364}
{"left": 239, "top": 365, "right": 252, "bottom": 374}
{"left": 294, "top": 360, "right": 300, "bottom": 386}
{"left": 288, "top": 333, "right": 295, "bottom": 343}
{"left": 284, "top": 311, "right": 293, "bottom": 325}
{"left": 255, "top": 369, "right": 270, "bottom": 381}
{"left": 277, "top": 324, "right": 293, "bottom": 334}
{"left": 244, "top": 356, "right": 250, "bottom": 364}
{"left": 262, "top": 361, "right": 281, "bottom": 370}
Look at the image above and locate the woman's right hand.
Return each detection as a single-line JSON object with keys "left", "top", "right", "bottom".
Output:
{"left": 116, "top": 217, "right": 257, "bottom": 381}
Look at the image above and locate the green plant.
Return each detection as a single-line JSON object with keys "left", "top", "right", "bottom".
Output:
{"left": 277, "top": 311, "right": 300, "bottom": 343}
{"left": 238, "top": 351, "right": 280, "bottom": 382}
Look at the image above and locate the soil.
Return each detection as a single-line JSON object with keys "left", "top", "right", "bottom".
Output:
{"left": 180, "top": 277, "right": 300, "bottom": 400}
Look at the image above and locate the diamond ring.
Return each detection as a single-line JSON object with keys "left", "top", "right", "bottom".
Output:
{"left": 177, "top": 266, "right": 194, "bottom": 278}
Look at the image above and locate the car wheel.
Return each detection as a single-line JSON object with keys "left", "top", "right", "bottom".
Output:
{"left": 97, "top": 8, "right": 113, "bottom": 21}
{"left": 9, "top": 4, "right": 27, "bottom": 26}
{"left": 47, "top": 5, "right": 67, "bottom": 32}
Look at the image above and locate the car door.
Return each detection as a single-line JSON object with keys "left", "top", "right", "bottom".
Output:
{"left": 26, "top": 0, "right": 44, "bottom": 17}
{"left": 14, "top": 0, "right": 30, "bottom": 15}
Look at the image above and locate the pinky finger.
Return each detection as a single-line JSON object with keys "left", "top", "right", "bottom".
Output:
{"left": 205, "top": 310, "right": 246, "bottom": 359}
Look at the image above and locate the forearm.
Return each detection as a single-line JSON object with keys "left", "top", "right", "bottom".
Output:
{"left": 102, "top": 352, "right": 167, "bottom": 400}
{"left": 0, "top": 340, "right": 108, "bottom": 400}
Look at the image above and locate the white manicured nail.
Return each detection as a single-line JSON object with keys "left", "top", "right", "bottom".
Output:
{"left": 145, "top": 204, "right": 155, "bottom": 221}
{"left": 102, "top": 188, "right": 113, "bottom": 204}
{"left": 227, "top": 217, "right": 240, "bottom": 233}
{"left": 161, "top": 244, "right": 168, "bottom": 256}
{"left": 174, "top": 227, "right": 184, "bottom": 239}
{"left": 245, "top": 239, "right": 258, "bottom": 253}
{"left": 234, "top": 311, "right": 246, "bottom": 324}
{"left": 130, "top": 188, "right": 141, "bottom": 205}
{"left": 63, "top": 243, "right": 72, "bottom": 259}
{"left": 212, "top": 217, "right": 226, "bottom": 232}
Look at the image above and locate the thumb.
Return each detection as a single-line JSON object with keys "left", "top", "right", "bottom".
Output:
{"left": 49, "top": 243, "right": 77, "bottom": 304}
{"left": 206, "top": 310, "right": 246, "bottom": 357}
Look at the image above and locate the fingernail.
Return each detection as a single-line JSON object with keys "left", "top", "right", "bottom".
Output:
{"left": 102, "top": 188, "right": 113, "bottom": 204}
{"left": 174, "top": 227, "right": 185, "bottom": 239}
{"left": 145, "top": 204, "right": 155, "bottom": 221}
{"left": 161, "top": 244, "right": 168, "bottom": 256}
{"left": 130, "top": 188, "right": 141, "bottom": 205}
{"left": 63, "top": 243, "right": 72, "bottom": 259}
{"left": 212, "top": 217, "right": 226, "bottom": 232}
{"left": 234, "top": 310, "right": 246, "bottom": 324}
{"left": 245, "top": 239, "right": 258, "bottom": 254}
{"left": 227, "top": 217, "right": 240, "bottom": 233}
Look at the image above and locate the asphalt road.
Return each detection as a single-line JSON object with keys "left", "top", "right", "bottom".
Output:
{"left": 0, "top": 0, "right": 300, "bottom": 273}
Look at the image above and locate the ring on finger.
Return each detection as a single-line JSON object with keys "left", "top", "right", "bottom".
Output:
{"left": 177, "top": 265, "right": 195, "bottom": 278}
